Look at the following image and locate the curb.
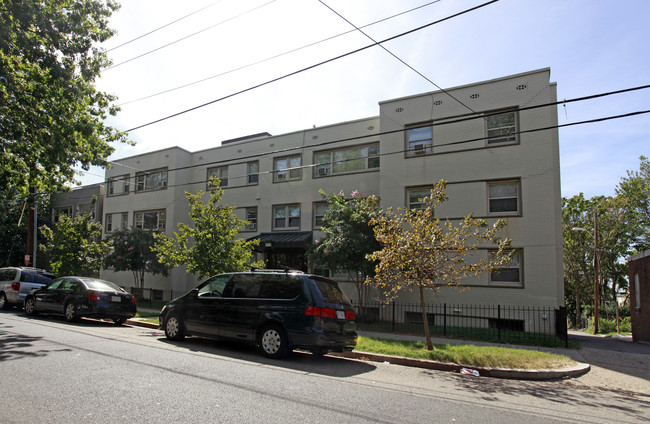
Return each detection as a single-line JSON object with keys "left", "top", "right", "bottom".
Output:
{"left": 127, "top": 319, "right": 590, "bottom": 380}
{"left": 330, "top": 350, "right": 590, "bottom": 381}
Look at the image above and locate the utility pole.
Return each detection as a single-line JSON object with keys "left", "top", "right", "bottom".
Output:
{"left": 593, "top": 211, "right": 599, "bottom": 334}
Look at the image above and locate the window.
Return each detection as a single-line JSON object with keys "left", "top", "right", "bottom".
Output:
{"left": 53, "top": 206, "right": 72, "bottom": 223}
{"left": 135, "top": 209, "right": 166, "bottom": 231}
{"left": 313, "top": 202, "right": 328, "bottom": 228}
{"left": 247, "top": 161, "right": 259, "bottom": 185}
{"left": 407, "top": 187, "right": 432, "bottom": 211}
{"left": 314, "top": 144, "right": 379, "bottom": 176}
{"left": 107, "top": 175, "right": 130, "bottom": 196}
{"left": 105, "top": 212, "right": 128, "bottom": 233}
{"left": 490, "top": 250, "right": 522, "bottom": 286}
{"left": 207, "top": 166, "right": 228, "bottom": 188}
{"left": 274, "top": 155, "right": 301, "bottom": 182}
{"left": 406, "top": 124, "right": 433, "bottom": 154}
{"left": 488, "top": 181, "right": 520, "bottom": 215}
{"left": 243, "top": 207, "right": 257, "bottom": 232}
{"left": 77, "top": 203, "right": 95, "bottom": 218}
{"left": 486, "top": 110, "right": 518, "bottom": 145}
{"left": 273, "top": 204, "right": 300, "bottom": 230}
{"left": 135, "top": 168, "right": 168, "bottom": 192}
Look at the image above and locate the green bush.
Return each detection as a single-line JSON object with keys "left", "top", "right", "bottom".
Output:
{"left": 587, "top": 316, "right": 631, "bottom": 334}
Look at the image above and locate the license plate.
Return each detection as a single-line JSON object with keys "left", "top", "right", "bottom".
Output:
{"left": 111, "top": 296, "right": 121, "bottom": 302}
{"left": 336, "top": 310, "right": 345, "bottom": 320}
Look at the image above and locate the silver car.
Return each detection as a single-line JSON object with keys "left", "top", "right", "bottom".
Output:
{"left": 0, "top": 267, "right": 56, "bottom": 310}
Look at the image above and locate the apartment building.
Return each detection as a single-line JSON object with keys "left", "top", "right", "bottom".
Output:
{"left": 96, "top": 68, "right": 563, "bottom": 310}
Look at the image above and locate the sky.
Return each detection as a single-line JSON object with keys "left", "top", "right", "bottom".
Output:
{"left": 80, "top": 0, "right": 650, "bottom": 199}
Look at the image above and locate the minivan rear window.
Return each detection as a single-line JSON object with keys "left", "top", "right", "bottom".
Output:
{"left": 311, "top": 277, "right": 351, "bottom": 305}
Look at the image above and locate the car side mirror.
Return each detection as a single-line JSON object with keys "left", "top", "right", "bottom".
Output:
{"left": 189, "top": 288, "right": 199, "bottom": 297}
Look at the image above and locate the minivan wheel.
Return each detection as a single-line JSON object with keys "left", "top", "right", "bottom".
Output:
{"left": 164, "top": 312, "right": 185, "bottom": 341}
{"left": 0, "top": 292, "right": 8, "bottom": 310}
{"left": 64, "top": 302, "right": 78, "bottom": 322}
{"left": 259, "top": 325, "right": 289, "bottom": 359}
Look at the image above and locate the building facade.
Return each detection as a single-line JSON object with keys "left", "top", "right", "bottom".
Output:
{"left": 95, "top": 68, "right": 562, "bottom": 310}
{"left": 628, "top": 250, "right": 650, "bottom": 343}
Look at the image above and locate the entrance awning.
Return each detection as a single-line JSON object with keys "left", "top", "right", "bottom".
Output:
{"left": 248, "top": 231, "right": 313, "bottom": 252}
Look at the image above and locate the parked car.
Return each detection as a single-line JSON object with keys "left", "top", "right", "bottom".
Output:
{"left": 24, "top": 277, "right": 137, "bottom": 325}
{"left": 0, "top": 267, "right": 56, "bottom": 310}
{"left": 159, "top": 270, "right": 358, "bottom": 359}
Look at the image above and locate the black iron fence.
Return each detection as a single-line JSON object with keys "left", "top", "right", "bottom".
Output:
{"left": 130, "top": 287, "right": 186, "bottom": 309}
{"left": 353, "top": 300, "right": 568, "bottom": 347}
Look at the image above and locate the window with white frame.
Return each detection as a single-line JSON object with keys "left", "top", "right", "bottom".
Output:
{"left": 107, "top": 174, "right": 130, "bottom": 196}
{"left": 135, "top": 168, "right": 168, "bottom": 192}
{"left": 243, "top": 207, "right": 257, "bottom": 232}
{"left": 53, "top": 206, "right": 72, "bottom": 223}
{"left": 273, "top": 155, "right": 301, "bottom": 182}
{"left": 247, "top": 161, "right": 259, "bottom": 185}
{"left": 313, "top": 202, "right": 329, "bottom": 228}
{"left": 488, "top": 180, "right": 520, "bottom": 215}
{"left": 490, "top": 249, "right": 522, "bottom": 286}
{"left": 406, "top": 124, "right": 433, "bottom": 155}
{"left": 407, "top": 187, "right": 432, "bottom": 211}
{"left": 273, "top": 204, "right": 300, "bottom": 229}
{"left": 105, "top": 212, "right": 128, "bottom": 233}
{"left": 207, "top": 166, "right": 228, "bottom": 188}
{"left": 314, "top": 143, "right": 379, "bottom": 177}
{"left": 134, "top": 210, "right": 166, "bottom": 231}
{"left": 486, "top": 109, "right": 518, "bottom": 145}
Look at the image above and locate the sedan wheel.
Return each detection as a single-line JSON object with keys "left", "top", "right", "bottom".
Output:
{"left": 259, "top": 325, "right": 289, "bottom": 359}
{"left": 24, "top": 297, "right": 37, "bottom": 316}
{"left": 113, "top": 317, "right": 127, "bottom": 326}
{"left": 164, "top": 313, "right": 185, "bottom": 341}
{"left": 64, "top": 302, "right": 78, "bottom": 322}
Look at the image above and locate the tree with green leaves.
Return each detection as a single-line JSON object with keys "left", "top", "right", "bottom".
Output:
{"left": 153, "top": 181, "right": 262, "bottom": 279}
{"left": 308, "top": 189, "right": 381, "bottom": 319}
{"left": 104, "top": 227, "right": 168, "bottom": 289}
{"left": 0, "top": 0, "right": 130, "bottom": 197}
{"left": 40, "top": 212, "right": 110, "bottom": 276}
{"left": 366, "top": 180, "right": 512, "bottom": 350}
{"left": 616, "top": 155, "right": 650, "bottom": 251}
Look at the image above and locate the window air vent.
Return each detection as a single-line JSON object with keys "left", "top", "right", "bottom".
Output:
{"left": 470, "top": 93, "right": 479, "bottom": 99}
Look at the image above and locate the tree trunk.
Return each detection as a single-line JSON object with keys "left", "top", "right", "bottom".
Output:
{"left": 419, "top": 285, "right": 433, "bottom": 350}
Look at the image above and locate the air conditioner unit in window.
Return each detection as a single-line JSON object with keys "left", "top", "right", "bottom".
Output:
{"left": 317, "top": 167, "right": 330, "bottom": 176}
{"left": 413, "top": 144, "right": 427, "bottom": 154}
{"left": 276, "top": 172, "right": 286, "bottom": 181}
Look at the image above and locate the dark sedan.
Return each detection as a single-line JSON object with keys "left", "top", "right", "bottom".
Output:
{"left": 24, "top": 277, "right": 137, "bottom": 325}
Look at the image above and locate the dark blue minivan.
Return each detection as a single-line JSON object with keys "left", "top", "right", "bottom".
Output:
{"left": 159, "top": 270, "right": 357, "bottom": 358}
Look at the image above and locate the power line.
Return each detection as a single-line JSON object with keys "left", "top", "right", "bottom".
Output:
{"left": 106, "top": 0, "right": 225, "bottom": 52}
{"left": 116, "top": 0, "right": 444, "bottom": 107}
{"left": 125, "top": 0, "right": 501, "bottom": 132}
{"left": 102, "top": 84, "right": 650, "bottom": 189}
{"left": 317, "top": 0, "right": 482, "bottom": 119}
{"left": 104, "top": 0, "right": 277, "bottom": 71}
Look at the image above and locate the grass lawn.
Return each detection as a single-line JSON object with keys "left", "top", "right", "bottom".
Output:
{"left": 356, "top": 336, "right": 578, "bottom": 370}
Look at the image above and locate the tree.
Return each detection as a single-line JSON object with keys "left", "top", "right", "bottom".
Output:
{"left": 39, "top": 211, "right": 110, "bottom": 276}
{"left": 366, "top": 180, "right": 512, "bottom": 350}
{"left": 0, "top": 0, "right": 130, "bottom": 197}
{"left": 616, "top": 155, "right": 650, "bottom": 251}
{"left": 308, "top": 189, "right": 381, "bottom": 319}
{"left": 153, "top": 181, "right": 262, "bottom": 279}
{"left": 104, "top": 227, "right": 168, "bottom": 289}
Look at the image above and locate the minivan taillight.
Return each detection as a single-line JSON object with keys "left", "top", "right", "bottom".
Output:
{"left": 305, "top": 307, "right": 352, "bottom": 320}
{"left": 88, "top": 291, "right": 100, "bottom": 301}
{"left": 11, "top": 282, "right": 20, "bottom": 291}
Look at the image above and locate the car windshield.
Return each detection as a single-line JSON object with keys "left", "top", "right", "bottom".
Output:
{"left": 82, "top": 279, "right": 125, "bottom": 292}
{"left": 311, "top": 277, "right": 352, "bottom": 306}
